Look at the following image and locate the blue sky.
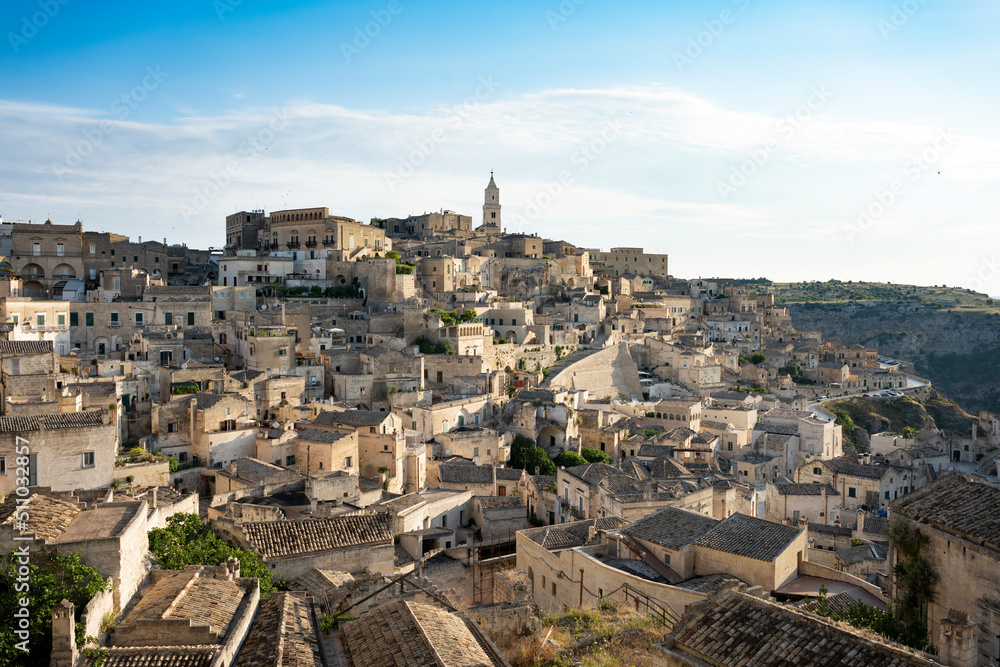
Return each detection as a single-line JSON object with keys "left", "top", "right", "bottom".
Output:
{"left": 2, "top": 0, "right": 999, "bottom": 291}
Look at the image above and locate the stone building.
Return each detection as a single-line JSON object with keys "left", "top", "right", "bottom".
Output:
{"left": 588, "top": 246, "right": 669, "bottom": 278}
{"left": 891, "top": 474, "right": 1000, "bottom": 667}
{"left": 0, "top": 411, "right": 116, "bottom": 494}
{"left": 8, "top": 219, "right": 84, "bottom": 298}
{"left": 654, "top": 589, "right": 938, "bottom": 667}
{"left": 231, "top": 513, "right": 394, "bottom": 578}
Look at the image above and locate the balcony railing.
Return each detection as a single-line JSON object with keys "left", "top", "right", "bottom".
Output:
{"left": 322, "top": 240, "right": 335, "bottom": 247}
{"left": 305, "top": 240, "right": 317, "bottom": 248}
{"left": 286, "top": 242, "right": 301, "bottom": 249}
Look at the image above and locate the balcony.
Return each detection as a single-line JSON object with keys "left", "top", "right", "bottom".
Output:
{"left": 305, "top": 240, "right": 317, "bottom": 248}
{"left": 109, "top": 321, "right": 122, "bottom": 327}
{"left": 286, "top": 241, "right": 301, "bottom": 249}
{"left": 322, "top": 239, "right": 335, "bottom": 247}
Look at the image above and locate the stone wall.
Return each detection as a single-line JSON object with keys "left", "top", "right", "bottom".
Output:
{"left": 467, "top": 600, "right": 541, "bottom": 648}
{"left": 113, "top": 460, "right": 170, "bottom": 487}
{"left": 547, "top": 344, "right": 644, "bottom": 399}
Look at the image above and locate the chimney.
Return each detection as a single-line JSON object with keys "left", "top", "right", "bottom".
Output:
{"left": 148, "top": 487, "right": 158, "bottom": 510}
{"left": 226, "top": 557, "right": 240, "bottom": 580}
{"left": 588, "top": 525, "right": 597, "bottom": 541}
{"left": 856, "top": 509, "right": 865, "bottom": 534}
{"left": 534, "top": 466, "right": 540, "bottom": 476}
{"left": 50, "top": 599, "right": 78, "bottom": 667}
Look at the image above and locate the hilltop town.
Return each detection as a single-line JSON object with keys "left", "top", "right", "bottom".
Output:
{"left": 2, "top": 175, "right": 999, "bottom": 667}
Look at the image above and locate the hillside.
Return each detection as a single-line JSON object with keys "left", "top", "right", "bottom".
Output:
{"left": 825, "top": 392, "right": 977, "bottom": 452}
{"left": 742, "top": 280, "right": 1000, "bottom": 414}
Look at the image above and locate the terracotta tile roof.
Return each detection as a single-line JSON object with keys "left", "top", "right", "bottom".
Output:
{"left": 475, "top": 496, "right": 523, "bottom": 511}
{"left": 893, "top": 473, "right": 1000, "bottom": 549}
{"left": 121, "top": 568, "right": 248, "bottom": 640}
{"left": 753, "top": 421, "right": 798, "bottom": 436}
{"left": 622, "top": 507, "right": 719, "bottom": 550}
{"left": 495, "top": 467, "right": 523, "bottom": 481}
{"left": 0, "top": 410, "right": 105, "bottom": 433}
{"left": 293, "top": 428, "right": 353, "bottom": 444}
{"left": 0, "top": 493, "right": 83, "bottom": 542}
{"left": 0, "top": 340, "right": 53, "bottom": 355}
{"left": 524, "top": 517, "right": 628, "bottom": 550}
{"left": 310, "top": 409, "right": 390, "bottom": 427}
{"left": 807, "top": 522, "right": 853, "bottom": 537}
{"left": 772, "top": 482, "right": 840, "bottom": 497}
{"left": 670, "top": 591, "right": 936, "bottom": 666}
{"left": 233, "top": 592, "right": 322, "bottom": 667}
{"left": 342, "top": 600, "right": 495, "bottom": 667}
{"left": 797, "top": 591, "right": 859, "bottom": 616}
{"left": 87, "top": 646, "right": 220, "bottom": 667}
{"left": 379, "top": 492, "right": 426, "bottom": 514}
{"left": 694, "top": 513, "right": 802, "bottom": 562}
{"left": 438, "top": 462, "right": 494, "bottom": 485}
{"left": 242, "top": 514, "right": 392, "bottom": 559}
{"left": 562, "top": 462, "right": 626, "bottom": 485}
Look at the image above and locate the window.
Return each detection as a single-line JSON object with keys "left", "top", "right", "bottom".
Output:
{"left": 551, "top": 583, "right": 556, "bottom": 596}
{"left": 89, "top": 243, "right": 96, "bottom": 254}
{"left": 286, "top": 455, "right": 296, "bottom": 466}
{"left": 812, "top": 467, "right": 821, "bottom": 475}
{"left": 473, "top": 447, "right": 479, "bottom": 457}
{"left": 36, "top": 314, "right": 45, "bottom": 326}
{"left": 32, "top": 242, "right": 40, "bottom": 256}
{"left": 82, "top": 451, "right": 95, "bottom": 467}
{"left": 165, "top": 313, "right": 172, "bottom": 325}
{"left": 187, "top": 312, "right": 195, "bottom": 326}
{"left": 167, "top": 422, "right": 179, "bottom": 433}
{"left": 57, "top": 314, "right": 65, "bottom": 326}
{"left": 110, "top": 312, "right": 119, "bottom": 323}
{"left": 70, "top": 312, "right": 78, "bottom": 326}
{"left": 0, "top": 457, "right": 5, "bottom": 475}
{"left": 387, "top": 363, "right": 395, "bottom": 373}
{"left": 345, "top": 456, "right": 352, "bottom": 468}
{"left": 848, "top": 487, "right": 857, "bottom": 498}
{"left": 369, "top": 427, "right": 376, "bottom": 434}
{"left": 113, "top": 277, "right": 121, "bottom": 291}
{"left": 441, "top": 514, "right": 447, "bottom": 528}
{"left": 135, "top": 312, "right": 143, "bottom": 324}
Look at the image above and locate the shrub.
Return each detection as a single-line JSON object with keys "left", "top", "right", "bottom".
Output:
{"left": 553, "top": 451, "right": 587, "bottom": 468}
{"left": 580, "top": 447, "right": 612, "bottom": 464}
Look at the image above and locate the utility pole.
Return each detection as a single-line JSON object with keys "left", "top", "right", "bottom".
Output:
{"left": 579, "top": 568, "right": 584, "bottom": 608}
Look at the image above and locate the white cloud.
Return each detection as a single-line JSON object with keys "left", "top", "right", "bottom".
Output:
{"left": 1, "top": 84, "right": 998, "bottom": 284}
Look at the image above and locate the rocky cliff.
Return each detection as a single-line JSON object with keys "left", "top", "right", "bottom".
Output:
{"left": 786, "top": 301, "right": 1000, "bottom": 413}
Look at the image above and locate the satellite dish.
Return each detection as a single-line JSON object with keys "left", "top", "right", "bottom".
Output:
{"left": 272, "top": 422, "right": 279, "bottom": 428}
{"left": 214, "top": 356, "right": 220, "bottom": 361}
{"left": 445, "top": 449, "right": 451, "bottom": 455}
{"left": 261, "top": 305, "right": 267, "bottom": 310}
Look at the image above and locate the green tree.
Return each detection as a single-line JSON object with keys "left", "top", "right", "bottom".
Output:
{"left": 509, "top": 435, "right": 556, "bottom": 475}
{"left": 385, "top": 250, "right": 400, "bottom": 260}
{"left": 553, "top": 451, "right": 588, "bottom": 468}
{"left": 580, "top": 447, "right": 611, "bottom": 464}
{"left": 147, "top": 513, "right": 274, "bottom": 596}
{"left": 0, "top": 552, "right": 109, "bottom": 665}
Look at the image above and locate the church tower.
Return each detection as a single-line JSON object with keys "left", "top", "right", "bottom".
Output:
{"left": 482, "top": 172, "right": 501, "bottom": 229}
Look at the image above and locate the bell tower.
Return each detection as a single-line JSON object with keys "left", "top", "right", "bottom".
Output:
{"left": 482, "top": 172, "right": 501, "bottom": 229}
